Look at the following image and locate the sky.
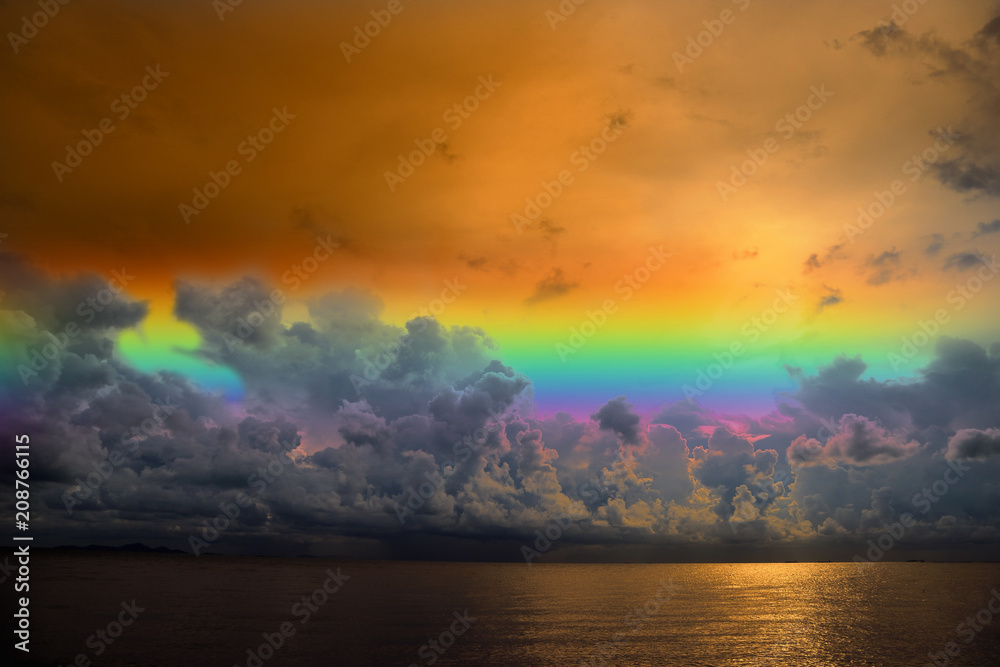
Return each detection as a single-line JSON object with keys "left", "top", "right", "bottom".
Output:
{"left": 1, "top": 0, "right": 999, "bottom": 561}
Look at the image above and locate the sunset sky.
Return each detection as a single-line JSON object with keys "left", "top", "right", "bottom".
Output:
{"left": 2, "top": 0, "right": 999, "bottom": 560}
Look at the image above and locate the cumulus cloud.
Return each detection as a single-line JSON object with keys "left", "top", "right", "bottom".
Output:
{"left": 946, "top": 428, "right": 1000, "bottom": 460}
{"left": 592, "top": 396, "right": 643, "bottom": 447}
{"left": 3, "top": 255, "right": 1000, "bottom": 560}
{"left": 788, "top": 414, "right": 921, "bottom": 466}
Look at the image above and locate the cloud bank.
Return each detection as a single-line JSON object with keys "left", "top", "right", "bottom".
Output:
{"left": 2, "top": 255, "right": 999, "bottom": 561}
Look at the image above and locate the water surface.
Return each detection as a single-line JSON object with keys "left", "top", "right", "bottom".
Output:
{"left": 7, "top": 553, "right": 1000, "bottom": 666}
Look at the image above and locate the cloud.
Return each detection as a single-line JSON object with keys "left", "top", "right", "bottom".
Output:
{"left": 788, "top": 414, "right": 921, "bottom": 466}
{"left": 817, "top": 285, "right": 843, "bottom": 311}
{"left": 0, "top": 252, "right": 148, "bottom": 333}
{"left": 943, "top": 251, "right": 988, "bottom": 271}
{"left": 460, "top": 255, "right": 488, "bottom": 270}
{"left": 534, "top": 219, "right": 566, "bottom": 243}
{"left": 592, "top": 396, "right": 643, "bottom": 447}
{"left": 706, "top": 427, "right": 754, "bottom": 457}
{"left": 925, "top": 233, "right": 946, "bottom": 256}
{"left": 788, "top": 337, "right": 1000, "bottom": 433}
{"left": 855, "top": 22, "right": 909, "bottom": 58}
{"left": 979, "top": 15, "right": 1000, "bottom": 44}
{"left": 4, "top": 254, "right": 1000, "bottom": 560}
{"left": 803, "top": 244, "right": 844, "bottom": 273}
{"left": 946, "top": 428, "right": 1000, "bottom": 460}
{"left": 933, "top": 159, "right": 1000, "bottom": 198}
{"left": 865, "top": 248, "right": 903, "bottom": 286}
{"left": 972, "top": 219, "right": 1000, "bottom": 237}
{"left": 524, "top": 268, "right": 579, "bottom": 305}
{"left": 175, "top": 277, "right": 286, "bottom": 349}
{"left": 606, "top": 111, "right": 631, "bottom": 132}
{"left": 652, "top": 400, "right": 724, "bottom": 436}
{"left": 855, "top": 15, "right": 1000, "bottom": 200}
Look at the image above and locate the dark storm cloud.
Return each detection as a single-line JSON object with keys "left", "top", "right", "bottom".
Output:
{"left": 946, "top": 428, "right": 1000, "bottom": 460}
{"left": 689, "top": 427, "right": 781, "bottom": 523}
{"left": 592, "top": 396, "right": 643, "bottom": 447}
{"left": 175, "top": 277, "right": 285, "bottom": 348}
{"left": 3, "top": 255, "right": 1000, "bottom": 559}
{"left": 787, "top": 339, "right": 1000, "bottom": 433}
{"left": 0, "top": 251, "right": 148, "bottom": 332}
{"left": 788, "top": 414, "right": 920, "bottom": 466}
{"left": 651, "top": 400, "right": 724, "bottom": 436}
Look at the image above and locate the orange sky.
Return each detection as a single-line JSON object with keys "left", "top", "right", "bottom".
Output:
{"left": 2, "top": 0, "right": 999, "bottom": 377}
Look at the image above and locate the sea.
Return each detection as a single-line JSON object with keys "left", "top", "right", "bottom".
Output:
{"left": 5, "top": 552, "right": 1000, "bottom": 666}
